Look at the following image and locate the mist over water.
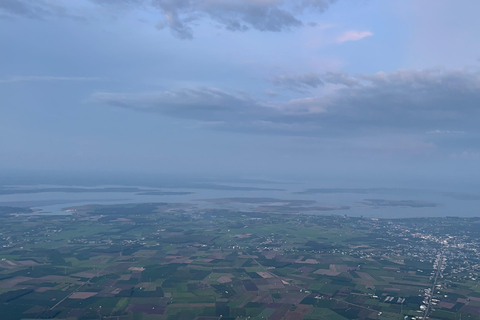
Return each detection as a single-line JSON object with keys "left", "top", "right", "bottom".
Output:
{"left": 1, "top": 172, "right": 479, "bottom": 218}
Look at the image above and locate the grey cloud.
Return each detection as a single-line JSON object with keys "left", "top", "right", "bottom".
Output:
{"left": 264, "top": 90, "right": 279, "bottom": 97}
{"left": 0, "top": 0, "right": 84, "bottom": 20}
{"left": 151, "top": 0, "right": 304, "bottom": 39}
{"left": 161, "top": 11, "right": 195, "bottom": 40}
{"left": 270, "top": 71, "right": 359, "bottom": 93}
{"left": 312, "top": 69, "right": 480, "bottom": 139}
{"left": 450, "top": 150, "right": 480, "bottom": 160}
{"left": 322, "top": 71, "right": 359, "bottom": 87}
{"left": 218, "top": 6, "right": 300, "bottom": 32}
{"left": 0, "top": 76, "right": 101, "bottom": 83}
{"left": 0, "top": 0, "right": 56, "bottom": 19}
{"left": 346, "top": 69, "right": 480, "bottom": 124}
{"left": 270, "top": 73, "right": 324, "bottom": 93}
{"left": 94, "top": 68, "right": 480, "bottom": 137}
{"left": 426, "top": 130, "right": 466, "bottom": 135}
{"left": 1, "top": 0, "right": 337, "bottom": 39}
{"left": 92, "top": 0, "right": 144, "bottom": 5}
{"left": 298, "top": 0, "right": 338, "bottom": 12}
{"left": 93, "top": 87, "right": 265, "bottom": 122}
{"left": 93, "top": 87, "right": 316, "bottom": 135}
{"left": 149, "top": 0, "right": 197, "bottom": 39}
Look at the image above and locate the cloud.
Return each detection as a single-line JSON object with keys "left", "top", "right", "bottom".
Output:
{"left": 270, "top": 73, "right": 324, "bottom": 93}
{"left": 0, "top": 0, "right": 78, "bottom": 20}
{"left": 93, "top": 68, "right": 480, "bottom": 138}
{"left": 149, "top": 0, "right": 317, "bottom": 39}
{"left": 270, "top": 71, "right": 360, "bottom": 93}
{"left": 336, "top": 30, "right": 372, "bottom": 43}
{"left": 0, "top": 76, "right": 101, "bottom": 83}
{"left": 264, "top": 89, "right": 279, "bottom": 97}
{"left": 93, "top": 87, "right": 264, "bottom": 122}
{"left": 450, "top": 150, "right": 480, "bottom": 160}
{"left": 296, "top": 0, "right": 338, "bottom": 12}
{"left": 426, "top": 130, "right": 466, "bottom": 135}
{"left": 0, "top": 0, "right": 49, "bottom": 19}
{"left": 1, "top": 0, "right": 338, "bottom": 39}
{"left": 92, "top": 0, "right": 143, "bottom": 6}
{"left": 322, "top": 71, "right": 359, "bottom": 87}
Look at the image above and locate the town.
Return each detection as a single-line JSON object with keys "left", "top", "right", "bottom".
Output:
{"left": 0, "top": 203, "right": 479, "bottom": 320}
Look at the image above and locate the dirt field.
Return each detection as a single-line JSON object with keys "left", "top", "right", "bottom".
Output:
{"left": 69, "top": 292, "right": 98, "bottom": 299}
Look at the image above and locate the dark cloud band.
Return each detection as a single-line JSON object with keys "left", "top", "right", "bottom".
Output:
{"left": 1, "top": 0, "right": 338, "bottom": 39}
{"left": 93, "top": 68, "right": 480, "bottom": 137}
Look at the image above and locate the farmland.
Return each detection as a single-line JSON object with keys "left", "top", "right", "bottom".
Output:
{"left": 0, "top": 203, "right": 479, "bottom": 319}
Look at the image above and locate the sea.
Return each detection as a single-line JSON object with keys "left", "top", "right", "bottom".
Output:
{"left": 0, "top": 179, "right": 479, "bottom": 218}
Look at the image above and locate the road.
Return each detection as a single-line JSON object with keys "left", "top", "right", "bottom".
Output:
{"left": 49, "top": 251, "right": 123, "bottom": 311}
{"left": 422, "top": 251, "right": 444, "bottom": 320}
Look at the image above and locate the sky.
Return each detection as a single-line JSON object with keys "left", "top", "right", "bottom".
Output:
{"left": 1, "top": 0, "right": 479, "bottom": 186}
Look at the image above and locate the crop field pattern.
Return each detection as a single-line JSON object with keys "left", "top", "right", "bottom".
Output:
{"left": 0, "top": 203, "right": 479, "bottom": 320}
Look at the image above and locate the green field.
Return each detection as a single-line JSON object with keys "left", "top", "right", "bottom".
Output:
{"left": 0, "top": 203, "right": 479, "bottom": 319}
